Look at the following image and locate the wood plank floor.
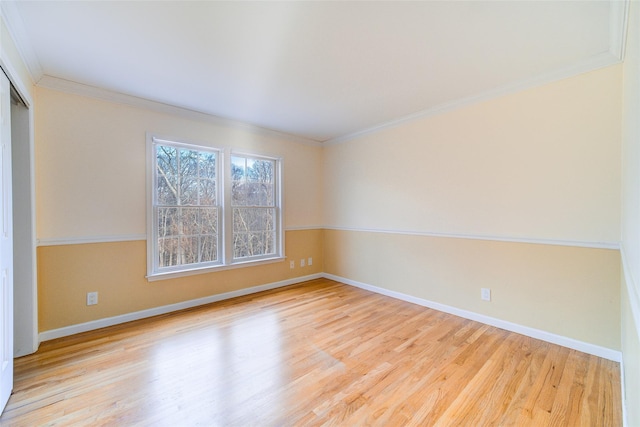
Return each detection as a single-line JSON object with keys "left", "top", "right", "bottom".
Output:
{"left": 0, "top": 279, "right": 621, "bottom": 426}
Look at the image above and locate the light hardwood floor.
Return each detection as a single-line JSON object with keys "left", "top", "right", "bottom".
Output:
{"left": 0, "top": 279, "right": 621, "bottom": 426}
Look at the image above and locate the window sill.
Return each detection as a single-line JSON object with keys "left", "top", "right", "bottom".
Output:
{"left": 146, "top": 256, "right": 286, "bottom": 282}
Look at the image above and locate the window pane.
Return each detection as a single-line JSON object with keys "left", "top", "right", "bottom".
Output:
{"left": 179, "top": 236, "right": 199, "bottom": 265}
{"left": 198, "top": 178, "right": 216, "bottom": 206}
{"left": 231, "top": 156, "right": 245, "bottom": 181}
{"left": 156, "top": 146, "right": 178, "bottom": 205}
{"left": 244, "top": 182, "right": 275, "bottom": 206}
{"left": 179, "top": 150, "right": 199, "bottom": 205}
{"left": 233, "top": 232, "right": 249, "bottom": 259}
{"left": 158, "top": 207, "right": 178, "bottom": 238}
{"left": 153, "top": 143, "right": 222, "bottom": 271}
{"left": 199, "top": 152, "right": 216, "bottom": 179}
{"left": 180, "top": 208, "right": 199, "bottom": 236}
{"left": 231, "top": 157, "right": 275, "bottom": 207}
{"left": 235, "top": 207, "right": 273, "bottom": 232}
{"left": 231, "top": 156, "right": 246, "bottom": 207}
{"left": 200, "top": 208, "right": 218, "bottom": 235}
{"left": 180, "top": 149, "right": 199, "bottom": 178}
{"left": 248, "top": 159, "right": 274, "bottom": 184}
{"left": 232, "top": 181, "right": 248, "bottom": 206}
{"left": 233, "top": 208, "right": 276, "bottom": 258}
{"left": 158, "top": 237, "right": 179, "bottom": 267}
{"left": 200, "top": 235, "right": 217, "bottom": 263}
{"left": 180, "top": 176, "right": 198, "bottom": 205}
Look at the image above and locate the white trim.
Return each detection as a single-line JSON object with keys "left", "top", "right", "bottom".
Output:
{"left": 0, "top": 27, "right": 33, "bottom": 108}
{"left": 325, "top": 52, "right": 620, "bottom": 145}
{"left": 146, "top": 256, "right": 286, "bottom": 282}
{"left": 37, "top": 75, "right": 323, "bottom": 147}
{"left": 0, "top": 21, "right": 39, "bottom": 356}
{"left": 36, "top": 227, "right": 323, "bottom": 247}
{"left": 36, "top": 227, "right": 619, "bottom": 250}
{"left": 323, "top": 273, "right": 622, "bottom": 362}
{"left": 37, "top": 234, "right": 146, "bottom": 247}
{"left": 610, "top": 0, "right": 630, "bottom": 61}
{"left": 39, "top": 273, "right": 323, "bottom": 342}
{"left": 620, "top": 357, "right": 628, "bottom": 427}
{"left": 620, "top": 244, "right": 640, "bottom": 343}
{"left": 323, "top": 225, "right": 620, "bottom": 250}
{"left": 0, "top": 2, "right": 43, "bottom": 83}
{"left": 284, "top": 226, "right": 323, "bottom": 231}
{"left": 620, "top": 244, "right": 640, "bottom": 427}
{"left": 38, "top": 271, "right": 622, "bottom": 362}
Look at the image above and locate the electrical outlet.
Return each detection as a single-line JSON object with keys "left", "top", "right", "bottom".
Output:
{"left": 481, "top": 288, "right": 491, "bottom": 302}
{"left": 300, "top": 259, "right": 305, "bottom": 267}
{"left": 290, "top": 260, "right": 295, "bottom": 269}
{"left": 87, "top": 291, "right": 98, "bottom": 306}
{"left": 308, "top": 257, "right": 313, "bottom": 266}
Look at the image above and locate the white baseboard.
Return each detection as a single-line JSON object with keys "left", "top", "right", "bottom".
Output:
{"left": 620, "top": 357, "right": 628, "bottom": 427}
{"left": 323, "top": 273, "right": 622, "bottom": 362}
{"left": 39, "top": 271, "right": 621, "bottom": 363}
{"left": 38, "top": 273, "right": 323, "bottom": 342}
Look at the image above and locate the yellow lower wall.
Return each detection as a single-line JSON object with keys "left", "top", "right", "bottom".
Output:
{"left": 37, "top": 229, "right": 323, "bottom": 332}
{"left": 324, "top": 229, "right": 620, "bottom": 350}
{"left": 38, "top": 227, "right": 621, "bottom": 354}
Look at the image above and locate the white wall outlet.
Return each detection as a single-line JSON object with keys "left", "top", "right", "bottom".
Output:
{"left": 308, "top": 257, "right": 313, "bottom": 266}
{"left": 290, "top": 260, "right": 295, "bottom": 269}
{"left": 300, "top": 258, "right": 305, "bottom": 267}
{"left": 87, "top": 291, "right": 98, "bottom": 306}
{"left": 481, "top": 288, "right": 491, "bottom": 301}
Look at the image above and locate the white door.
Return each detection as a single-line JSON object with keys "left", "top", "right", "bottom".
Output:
{"left": 0, "top": 70, "right": 14, "bottom": 414}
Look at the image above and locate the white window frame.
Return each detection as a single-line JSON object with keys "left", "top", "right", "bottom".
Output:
{"left": 146, "top": 134, "right": 284, "bottom": 281}
{"left": 225, "top": 151, "right": 284, "bottom": 265}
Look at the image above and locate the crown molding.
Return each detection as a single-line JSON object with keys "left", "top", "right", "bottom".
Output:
{"left": 2, "top": 0, "right": 629, "bottom": 146}
{"left": 325, "top": 50, "right": 621, "bottom": 145}
{"left": 0, "top": 1, "right": 43, "bottom": 82}
{"left": 326, "top": 0, "right": 630, "bottom": 145}
{"left": 610, "top": 0, "right": 630, "bottom": 61}
{"left": 37, "top": 75, "right": 323, "bottom": 147}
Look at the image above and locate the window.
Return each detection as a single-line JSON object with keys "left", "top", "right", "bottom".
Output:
{"left": 147, "top": 136, "right": 282, "bottom": 279}
{"left": 230, "top": 155, "right": 277, "bottom": 260}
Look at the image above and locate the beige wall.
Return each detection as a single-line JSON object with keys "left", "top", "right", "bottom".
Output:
{"left": 36, "top": 87, "right": 323, "bottom": 241}
{"left": 6, "top": 6, "right": 636, "bottom": 418}
{"left": 324, "top": 66, "right": 621, "bottom": 244}
{"left": 621, "top": 0, "right": 640, "bottom": 424}
{"left": 324, "top": 229, "right": 620, "bottom": 350}
{"left": 35, "top": 87, "right": 324, "bottom": 331}
{"left": 34, "top": 26, "right": 624, "bottom": 360}
{"left": 323, "top": 65, "right": 623, "bottom": 350}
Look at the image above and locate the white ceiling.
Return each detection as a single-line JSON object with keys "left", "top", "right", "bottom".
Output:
{"left": 2, "top": 1, "right": 626, "bottom": 143}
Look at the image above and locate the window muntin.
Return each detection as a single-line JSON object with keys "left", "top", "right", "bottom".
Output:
{"left": 152, "top": 140, "right": 221, "bottom": 272}
{"left": 148, "top": 136, "right": 283, "bottom": 279}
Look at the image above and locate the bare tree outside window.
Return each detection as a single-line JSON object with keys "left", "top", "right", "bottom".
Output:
{"left": 231, "top": 155, "right": 276, "bottom": 259}
{"left": 155, "top": 145, "right": 219, "bottom": 268}
{"left": 148, "top": 136, "right": 282, "bottom": 278}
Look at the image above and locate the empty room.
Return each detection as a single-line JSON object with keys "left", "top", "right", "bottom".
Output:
{"left": 0, "top": 1, "right": 638, "bottom": 425}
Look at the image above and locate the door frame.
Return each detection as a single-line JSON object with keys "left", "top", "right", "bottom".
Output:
{"left": 0, "top": 52, "right": 38, "bottom": 358}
